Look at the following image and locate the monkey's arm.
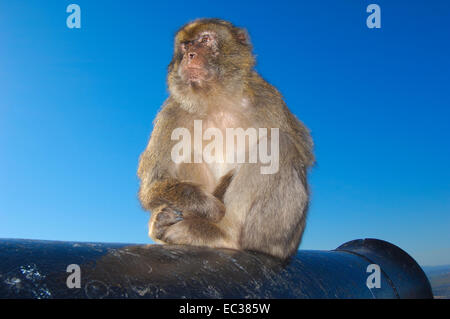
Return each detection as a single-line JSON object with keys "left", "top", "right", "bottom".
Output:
{"left": 141, "top": 179, "right": 225, "bottom": 223}
{"left": 137, "top": 102, "right": 225, "bottom": 223}
{"left": 148, "top": 170, "right": 236, "bottom": 245}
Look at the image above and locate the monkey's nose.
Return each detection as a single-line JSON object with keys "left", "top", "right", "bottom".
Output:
{"left": 188, "top": 52, "right": 197, "bottom": 60}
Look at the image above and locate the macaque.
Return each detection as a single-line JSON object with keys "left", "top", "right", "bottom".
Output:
{"left": 137, "top": 19, "right": 314, "bottom": 260}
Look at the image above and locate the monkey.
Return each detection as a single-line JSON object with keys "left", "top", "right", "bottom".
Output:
{"left": 137, "top": 18, "right": 314, "bottom": 260}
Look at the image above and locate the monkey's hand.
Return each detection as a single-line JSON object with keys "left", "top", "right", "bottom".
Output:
{"left": 142, "top": 179, "right": 226, "bottom": 223}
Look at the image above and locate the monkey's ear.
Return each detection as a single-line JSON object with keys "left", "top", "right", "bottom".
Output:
{"left": 235, "top": 28, "right": 251, "bottom": 46}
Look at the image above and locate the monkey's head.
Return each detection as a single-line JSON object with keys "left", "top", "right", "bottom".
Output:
{"left": 168, "top": 19, "right": 255, "bottom": 109}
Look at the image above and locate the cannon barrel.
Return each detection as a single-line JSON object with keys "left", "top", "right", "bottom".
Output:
{"left": 0, "top": 238, "right": 432, "bottom": 298}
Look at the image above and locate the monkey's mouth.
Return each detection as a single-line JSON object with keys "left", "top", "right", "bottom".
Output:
{"left": 183, "top": 67, "right": 209, "bottom": 83}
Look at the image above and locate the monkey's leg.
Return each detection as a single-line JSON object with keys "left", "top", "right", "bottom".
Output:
{"left": 223, "top": 133, "right": 310, "bottom": 260}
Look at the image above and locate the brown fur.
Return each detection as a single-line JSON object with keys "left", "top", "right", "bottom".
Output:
{"left": 138, "top": 18, "right": 314, "bottom": 260}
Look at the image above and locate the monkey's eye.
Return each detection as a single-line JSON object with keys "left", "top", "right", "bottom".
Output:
{"left": 200, "top": 35, "right": 210, "bottom": 43}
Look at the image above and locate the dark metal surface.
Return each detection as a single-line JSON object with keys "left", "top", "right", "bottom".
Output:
{"left": 0, "top": 238, "right": 433, "bottom": 299}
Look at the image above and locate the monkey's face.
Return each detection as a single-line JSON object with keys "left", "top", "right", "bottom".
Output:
{"left": 178, "top": 31, "right": 219, "bottom": 85}
{"left": 168, "top": 19, "right": 255, "bottom": 105}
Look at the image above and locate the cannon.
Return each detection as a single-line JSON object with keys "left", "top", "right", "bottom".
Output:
{"left": 0, "top": 238, "right": 432, "bottom": 299}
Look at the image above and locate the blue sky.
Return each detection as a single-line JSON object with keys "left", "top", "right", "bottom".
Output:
{"left": 0, "top": 1, "right": 449, "bottom": 266}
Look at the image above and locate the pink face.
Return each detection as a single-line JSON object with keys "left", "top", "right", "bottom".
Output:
{"left": 179, "top": 32, "right": 218, "bottom": 84}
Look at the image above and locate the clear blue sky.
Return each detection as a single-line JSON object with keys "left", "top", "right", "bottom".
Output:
{"left": 1, "top": 1, "right": 449, "bottom": 266}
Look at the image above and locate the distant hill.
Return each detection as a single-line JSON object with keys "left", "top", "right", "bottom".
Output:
{"left": 422, "top": 265, "right": 450, "bottom": 299}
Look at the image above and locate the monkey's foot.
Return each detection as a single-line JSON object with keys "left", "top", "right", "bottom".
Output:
{"left": 156, "top": 217, "right": 233, "bottom": 248}
{"left": 148, "top": 207, "right": 183, "bottom": 241}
